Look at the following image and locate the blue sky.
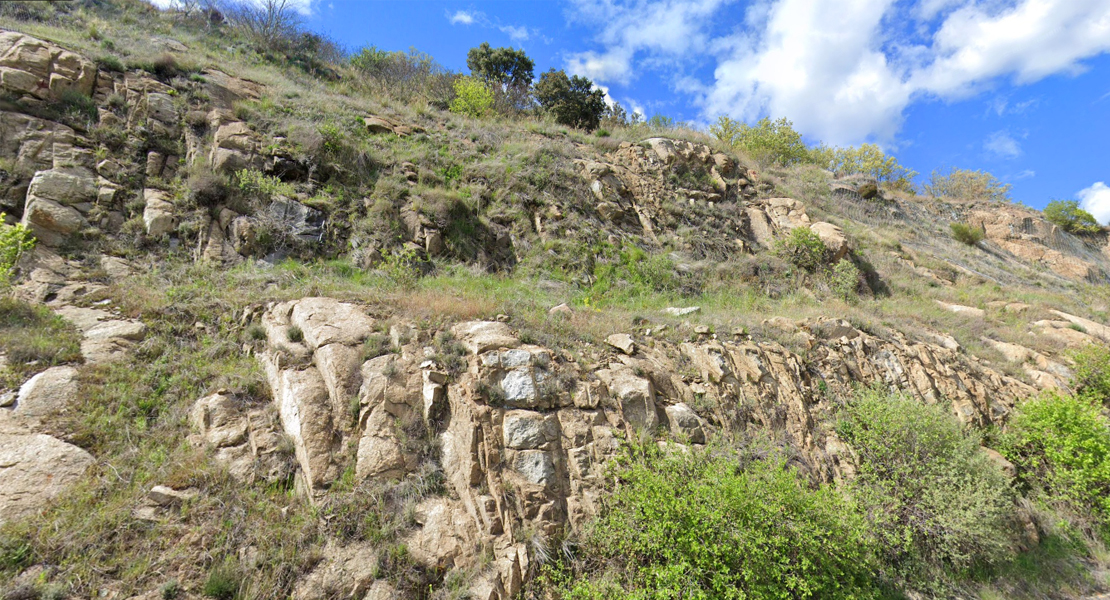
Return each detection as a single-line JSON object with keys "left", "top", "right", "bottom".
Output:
{"left": 175, "top": 0, "right": 1110, "bottom": 222}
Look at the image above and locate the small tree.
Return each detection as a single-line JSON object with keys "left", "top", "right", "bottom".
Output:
{"left": 533, "top": 69, "right": 607, "bottom": 131}
{"left": 222, "top": 0, "right": 300, "bottom": 52}
{"left": 1044, "top": 200, "right": 1102, "bottom": 235}
{"left": 465, "top": 42, "right": 534, "bottom": 89}
{"left": 830, "top": 144, "right": 917, "bottom": 192}
{"left": 710, "top": 116, "right": 812, "bottom": 167}
{"left": 448, "top": 76, "right": 494, "bottom": 118}
{"left": 925, "top": 167, "right": 1012, "bottom": 202}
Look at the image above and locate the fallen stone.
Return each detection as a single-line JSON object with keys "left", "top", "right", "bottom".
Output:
{"left": 452, "top": 321, "right": 519, "bottom": 354}
{"left": 148, "top": 485, "right": 198, "bottom": 506}
{"left": 663, "top": 306, "right": 700, "bottom": 317}
{"left": 936, "top": 301, "right": 985, "bottom": 318}
{"left": 549, "top": 303, "right": 573, "bottom": 316}
{"left": 0, "top": 428, "right": 94, "bottom": 524}
{"left": 15, "top": 365, "right": 79, "bottom": 417}
{"left": 664, "top": 403, "right": 706, "bottom": 444}
{"left": 606, "top": 334, "right": 635, "bottom": 355}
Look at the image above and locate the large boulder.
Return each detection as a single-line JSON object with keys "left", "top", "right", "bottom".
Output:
{"left": 0, "top": 32, "right": 96, "bottom": 99}
{"left": 0, "top": 421, "right": 94, "bottom": 524}
{"left": 143, "top": 188, "right": 176, "bottom": 237}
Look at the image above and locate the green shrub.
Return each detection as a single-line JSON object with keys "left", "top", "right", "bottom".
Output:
{"left": 287, "top": 325, "right": 304, "bottom": 343}
{"left": 950, "top": 222, "right": 985, "bottom": 246}
{"left": 1044, "top": 200, "right": 1102, "bottom": 235}
{"left": 449, "top": 76, "right": 494, "bottom": 118}
{"left": 774, "top": 227, "right": 828, "bottom": 272}
{"left": 0, "top": 213, "right": 34, "bottom": 288}
{"left": 236, "top": 169, "right": 295, "bottom": 199}
{"left": 924, "top": 167, "right": 1012, "bottom": 202}
{"left": 96, "top": 54, "right": 125, "bottom": 73}
{"left": 830, "top": 259, "right": 861, "bottom": 301}
{"left": 828, "top": 144, "right": 917, "bottom": 192}
{"left": 710, "top": 115, "right": 812, "bottom": 167}
{"left": 837, "top": 389, "right": 1016, "bottom": 586}
{"left": 203, "top": 560, "right": 241, "bottom": 600}
{"left": 553, "top": 443, "right": 877, "bottom": 599}
{"left": 1001, "top": 351, "right": 1110, "bottom": 538}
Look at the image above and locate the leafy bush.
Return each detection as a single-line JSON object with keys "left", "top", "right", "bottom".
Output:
{"left": 774, "top": 227, "right": 828, "bottom": 272}
{"left": 950, "top": 222, "right": 985, "bottom": 246}
{"left": 1001, "top": 348, "right": 1110, "bottom": 538}
{"left": 924, "top": 167, "right": 1012, "bottom": 202}
{"left": 837, "top": 389, "right": 1016, "bottom": 585}
{"left": 710, "top": 115, "right": 812, "bottom": 167}
{"left": 448, "top": 76, "right": 494, "bottom": 118}
{"left": 828, "top": 144, "right": 917, "bottom": 192}
{"left": 349, "top": 46, "right": 453, "bottom": 105}
{"left": 830, "top": 259, "right": 861, "bottom": 301}
{"left": 584, "top": 243, "right": 688, "bottom": 303}
{"left": 552, "top": 443, "right": 877, "bottom": 599}
{"left": 534, "top": 69, "right": 607, "bottom": 131}
{"left": 236, "top": 169, "right": 295, "bottom": 198}
{"left": 1044, "top": 200, "right": 1102, "bottom": 235}
{"left": 0, "top": 213, "right": 34, "bottom": 288}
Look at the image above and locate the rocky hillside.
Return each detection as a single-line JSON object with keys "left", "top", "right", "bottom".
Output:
{"left": 2, "top": 3, "right": 1110, "bottom": 600}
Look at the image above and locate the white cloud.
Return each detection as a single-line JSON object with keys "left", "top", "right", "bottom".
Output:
{"left": 985, "top": 130, "right": 1022, "bottom": 158}
{"left": 1015, "top": 169, "right": 1036, "bottom": 179}
{"left": 568, "top": 0, "right": 1110, "bottom": 145}
{"left": 499, "top": 25, "right": 530, "bottom": 42}
{"left": 565, "top": 0, "right": 735, "bottom": 84}
{"left": 449, "top": 10, "right": 477, "bottom": 25}
{"left": 1078, "top": 182, "right": 1110, "bottom": 225}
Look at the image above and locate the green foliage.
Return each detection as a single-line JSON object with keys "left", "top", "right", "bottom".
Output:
{"left": 349, "top": 46, "right": 452, "bottom": 105}
{"left": 830, "top": 259, "right": 861, "bottom": 301}
{"left": 1044, "top": 200, "right": 1102, "bottom": 235}
{"left": 235, "top": 169, "right": 295, "bottom": 198}
{"left": 555, "top": 443, "right": 878, "bottom": 599}
{"left": 449, "top": 76, "right": 494, "bottom": 118}
{"left": 466, "top": 42, "right": 534, "bottom": 88}
{"left": 203, "top": 559, "right": 241, "bottom": 600}
{"left": 1001, "top": 348, "right": 1110, "bottom": 538}
{"left": 924, "top": 167, "right": 1012, "bottom": 202}
{"left": 1073, "top": 344, "right": 1110, "bottom": 401}
{"left": 950, "top": 222, "right": 985, "bottom": 246}
{"left": 534, "top": 69, "right": 607, "bottom": 131}
{"left": 774, "top": 227, "right": 828, "bottom": 272}
{"left": 710, "top": 116, "right": 812, "bottom": 167}
{"left": 828, "top": 144, "right": 917, "bottom": 192}
{"left": 584, "top": 243, "right": 687, "bottom": 303}
{"left": 0, "top": 213, "right": 34, "bottom": 288}
{"left": 837, "top": 389, "right": 1016, "bottom": 585}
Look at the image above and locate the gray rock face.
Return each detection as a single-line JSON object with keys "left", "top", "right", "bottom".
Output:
{"left": 664, "top": 402, "right": 706, "bottom": 444}
{"left": 597, "top": 368, "right": 658, "bottom": 431}
{"left": 14, "top": 365, "right": 79, "bottom": 418}
{"left": 503, "top": 410, "right": 555, "bottom": 449}
{"left": 0, "top": 423, "right": 94, "bottom": 524}
{"left": 142, "top": 188, "right": 176, "bottom": 237}
{"left": 452, "top": 321, "right": 519, "bottom": 354}
{"left": 512, "top": 450, "right": 555, "bottom": 486}
{"left": 501, "top": 369, "right": 537, "bottom": 406}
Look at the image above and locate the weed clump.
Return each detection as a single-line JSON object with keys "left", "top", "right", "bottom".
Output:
{"left": 950, "top": 222, "right": 985, "bottom": 246}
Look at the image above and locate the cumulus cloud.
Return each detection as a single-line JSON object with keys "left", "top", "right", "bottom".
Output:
{"left": 449, "top": 10, "right": 477, "bottom": 25}
{"left": 985, "top": 130, "right": 1022, "bottom": 158}
{"left": 1078, "top": 182, "right": 1110, "bottom": 225}
{"left": 568, "top": 0, "right": 1110, "bottom": 144}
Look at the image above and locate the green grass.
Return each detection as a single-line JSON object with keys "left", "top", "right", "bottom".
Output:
{"left": 0, "top": 297, "right": 83, "bottom": 389}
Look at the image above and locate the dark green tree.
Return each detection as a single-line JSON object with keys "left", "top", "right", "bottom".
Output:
{"left": 533, "top": 68, "right": 607, "bottom": 131}
{"left": 465, "top": 42, "right": 534, "bottom": 89}
{"left": 1044, "top": 199, "right": 1102, "bottom": 235}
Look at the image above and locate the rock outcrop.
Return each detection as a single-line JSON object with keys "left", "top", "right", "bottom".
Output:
{"left": 215, "top": 300, "right": 1038, "bottom": 599}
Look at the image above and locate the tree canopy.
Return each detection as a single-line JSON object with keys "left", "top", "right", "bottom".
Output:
{"left": 533, "top": 68, "right": 607, "bottom": 131}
